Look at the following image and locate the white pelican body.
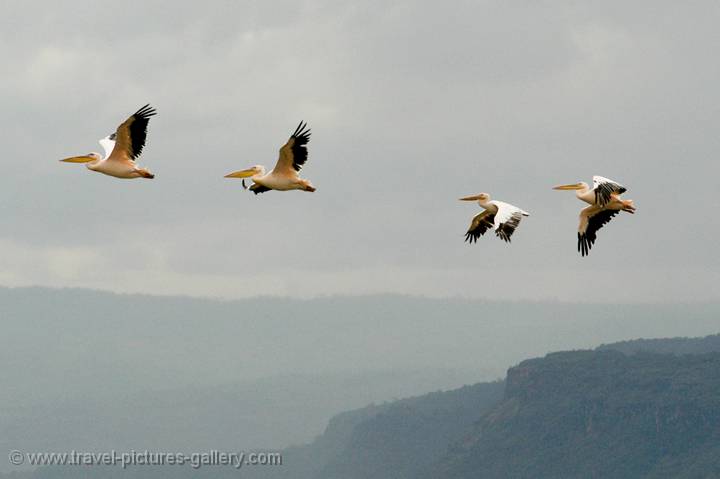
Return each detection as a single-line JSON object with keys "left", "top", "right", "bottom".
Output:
{"left": 460, "top": 193, "right": 530, "bottom": 243}
{"left": 225, "top": 121, "right": 316, "bottom": 194}
{"left": 60, "top": 104, "right": 156, "bottom": 179}
{"left": 553, "top": 176, "right": 636, "bottom": 256}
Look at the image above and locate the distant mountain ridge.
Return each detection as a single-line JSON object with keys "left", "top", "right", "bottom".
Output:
{"left": 311, "top": 381, "right": 504, "bottom": 479}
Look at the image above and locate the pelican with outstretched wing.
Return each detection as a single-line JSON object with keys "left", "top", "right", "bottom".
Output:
{"left": 553, "top": 176, "right": 636, "bottom": 256}
{"left": 460, "top": 193, "right": 530, "bottom": 243}
{"left": 225, "top": 121, "right": 316, "bottom": 194}
{"left": 60, "top": 104, "right": 156, "bottom": 179}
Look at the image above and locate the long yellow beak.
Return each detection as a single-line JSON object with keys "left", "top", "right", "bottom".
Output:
{"left": 60, "top": 155, "right": 94, "bottom": 163}
{"left": 552, "top": 183, "right": 584, "bottom": 190}
{"left": 224, "top": 169, "right": 256, "bottom": 179}
{"left": 459, "top": 194, "right": 482, "bottom": 201}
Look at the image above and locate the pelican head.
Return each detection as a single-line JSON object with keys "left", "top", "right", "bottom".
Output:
{"left": 552, "top": 182, "right": 588, "bottom": 191}
{"left": 224, "top": 165, "right": 265, "bottom": 179}
{"left": 459, "top": 192, "right": 490, "bottom": 203}
{"left": 60, "top": 152, "right": 102, "bottom": 164}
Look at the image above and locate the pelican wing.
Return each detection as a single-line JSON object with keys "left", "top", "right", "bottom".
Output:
{"left": 492, "top": 201, "right": 529, "bottom": 243}
{"left": 465, "top": 210, "right": 494, "bottom": 243}
{"left": 578, "top": 205, "right": 619, "bottom": 256}
{"left": 593, "top": 176, "right": 626, "bottom": 206}
{"left": 274, "top": 121, "right": 311, "bottom": 174}
{"left": 249, "top": 183, "right": 272, "bottom": 194}
{"left": 107, "top": 104, "right": 157, "bottom": 162}
{"left": 98, "top": 135, "right": 116, "bottom": 159}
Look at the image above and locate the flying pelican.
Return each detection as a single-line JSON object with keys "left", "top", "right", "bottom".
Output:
{"left": 224, "top": 121, "right": 316, "bottom": 194}
{"left": 460, "top": 193, "right": 530, "bottom": 243}
{"left": 60, "top": 104, "right": 157, "bottom": 179}
{"left": 553, "top": 176, "right": 636, "bottom": 256}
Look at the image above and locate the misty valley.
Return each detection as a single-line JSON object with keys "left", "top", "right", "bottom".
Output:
{"left": 1, "top": 288, "right": 719, "bottom": 478}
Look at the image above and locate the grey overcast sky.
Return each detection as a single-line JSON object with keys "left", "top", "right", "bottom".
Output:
{"left": 0, "top": 0, "right": 718, "bottom": 302}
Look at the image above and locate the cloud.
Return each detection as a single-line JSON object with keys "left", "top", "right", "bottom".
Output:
{"left": 0, "top": 0, "right": 717, "bottom": 301}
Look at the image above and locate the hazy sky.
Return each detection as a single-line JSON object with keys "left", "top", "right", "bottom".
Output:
{"left": 1, "top": 0, "right": 718, "bottom": 302}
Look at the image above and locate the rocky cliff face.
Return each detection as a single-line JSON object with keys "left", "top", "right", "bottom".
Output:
{"left": 427, "top": 350, "right": 720, "bottom": 479}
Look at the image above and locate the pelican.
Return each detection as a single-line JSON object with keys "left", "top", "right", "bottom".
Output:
{"left": 225, "top": 121, "right": 316, "bottom": 194}
{"left": 553, "top": 176, "right": 636, "bottom": 256}
{"left": 60, "top": 104, "right": 157, "bottom": 179}
{"left": 460, "top": 193, "right": 530, "bottom": 243}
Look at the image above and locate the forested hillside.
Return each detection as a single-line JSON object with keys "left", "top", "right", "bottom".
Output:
{"left": 599, "top": 333, "right": 720, "bottom": 355}
{"left": 428, "top": 350, "right": 720, "bottom": 478}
